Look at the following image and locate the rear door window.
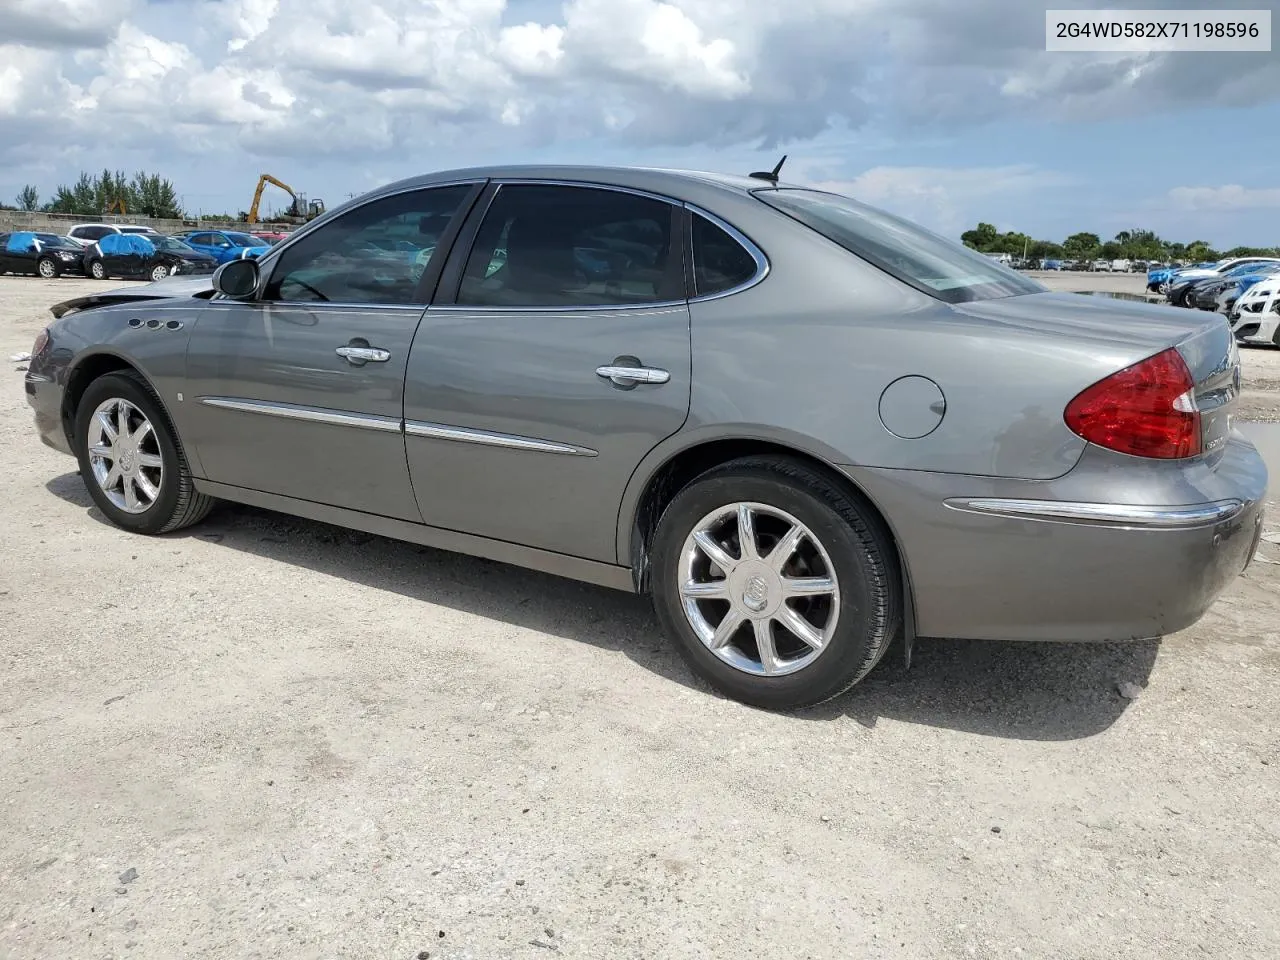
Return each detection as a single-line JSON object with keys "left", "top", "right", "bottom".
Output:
{"left": 456, "top": 184, "right": 682, "bottom": 307}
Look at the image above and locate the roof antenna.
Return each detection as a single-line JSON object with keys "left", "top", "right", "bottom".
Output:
{"left": 749, "top": 154, "right": 787, "bottom": 184}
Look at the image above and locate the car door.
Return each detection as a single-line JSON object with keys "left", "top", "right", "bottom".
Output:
{"left": 182, "top": 182, "right": 483, "bottom": 520}
{"left": 403, "top": 181, "right": 692, "bottom": 563}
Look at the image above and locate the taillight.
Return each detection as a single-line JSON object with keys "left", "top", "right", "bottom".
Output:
{"left": 1064, "top": 347, "right": 1201, "bottom": 459}
{"left": 32, "top": 328, "right": 50, "bottom": 356}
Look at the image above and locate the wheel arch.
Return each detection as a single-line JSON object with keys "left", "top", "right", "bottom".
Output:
{"left": 61, "top": 350, "right": 169, "bottom": 449}
{"left": 618, "top": 429, "right": 917, "bottom": 650}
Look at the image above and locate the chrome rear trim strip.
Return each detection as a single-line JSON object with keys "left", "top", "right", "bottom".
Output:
{"left": 943, "top": 497, "right": 1245, "bottom": 528}
{"left": 196, "top": 396, "right": 402, "bottom": 433}
{"left": 405, "top": 419, "right": 597, "bottom": 457}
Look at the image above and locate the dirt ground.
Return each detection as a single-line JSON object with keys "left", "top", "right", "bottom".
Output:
{"left": 2, "top": 274, "right": 1278, "bottom": 960}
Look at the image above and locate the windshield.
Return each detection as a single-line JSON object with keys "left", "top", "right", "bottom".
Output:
{"left": 755, "top": 188, "right": 1045, "bottom": 303}
{"left": 225, "top": 232, "right": 258, "bottom": 247}
{"left": 34, "top": 234, "right": 79, "bottom": 249}
{"left": 156, "top": 237, "right": 197, "bottom": 253}
{"left": 120, "top": 227, "right": 156, "bottom": 235}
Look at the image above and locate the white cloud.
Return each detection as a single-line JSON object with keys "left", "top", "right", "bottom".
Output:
{"left": 0, "top": 0, "right": 1277, "bottom": 225}
{"left": 1167, "top": 185, "right": 1280, "bottom": 211}
{"left": 809, "top": 165, "right": 1067, "bottom": 236}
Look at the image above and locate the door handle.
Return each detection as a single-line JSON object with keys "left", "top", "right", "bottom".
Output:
{"left": 595, "top": 364, "right": 670, "bottom": 386}
{"left": 336, "top": 345, "right": 391, "bottom": 364}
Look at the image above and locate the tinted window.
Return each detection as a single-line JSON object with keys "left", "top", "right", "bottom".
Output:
{"left": 265, "top": 185, "right": 471, "bottom": 304}
{"left": 692, "top": 214, "right": 759, "bottom": 296}
{"left": 457, "top": 185, "right": 679, "bottom": 307}
{"left": 75, "top": 226, "right": 109, "bottom": 240}
{"left": 155, "top": 237, "right": 196, "bottom": 253}
{"left": 756, "top": 188, "right": 1045, "bottom": 304}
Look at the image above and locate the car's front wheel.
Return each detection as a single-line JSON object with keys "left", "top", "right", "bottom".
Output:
{"left": 37, "top": 257, "right": 58, "bottom": 278}
{"left": 88, "top": 259, "right": 107, "bottom": 280}
{"left": 150, "top": 264, "right": 169, "bottom": 282}
{"left": 650, "top": 456, "right": 901, "bottom": 710}
{"left": 73, "top": 371, "right": 215, "bottom": 535}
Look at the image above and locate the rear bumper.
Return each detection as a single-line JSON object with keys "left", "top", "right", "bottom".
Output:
{"left": 845, "top": 434, "right": 1268, "bottom": 642}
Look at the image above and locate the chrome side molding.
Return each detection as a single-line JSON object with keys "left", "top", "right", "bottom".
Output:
{"left": 944, "top": 497, "right": 1246, "bottom": 528}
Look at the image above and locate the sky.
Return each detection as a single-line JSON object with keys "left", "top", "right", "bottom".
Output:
{"left": 1, "top": 0, "right": 1278, "bottom": 245}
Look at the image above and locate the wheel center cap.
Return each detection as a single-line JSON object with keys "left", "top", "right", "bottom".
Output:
{"left": 730, "top": 561, "right": 779, "bottom": 619}
{"left": 742, "top": 574, "right": 769, "bottom": 612}
{"left": 118, "top": 447, "right": 135, "bottom": 472}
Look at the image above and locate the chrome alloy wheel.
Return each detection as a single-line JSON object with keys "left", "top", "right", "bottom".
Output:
{"left": 38, "top": 259, "right": 56, "bottom": 278}
{"left": 678, "top": 502, "right": 840, "bottom": 677}
{"left": 86, "top": 398, "right": 164, "bottom": 514}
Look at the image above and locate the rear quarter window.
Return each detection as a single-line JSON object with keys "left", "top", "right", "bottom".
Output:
{"left": 691, "top": 214, "right": 761, "bottom": 297}
{"left": 755, "top": 188, "right": 1045, "bottom": 304}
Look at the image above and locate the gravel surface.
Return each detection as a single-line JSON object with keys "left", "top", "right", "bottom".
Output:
{"left": 2, "top": 275, "right": 1278, "bottom": 960}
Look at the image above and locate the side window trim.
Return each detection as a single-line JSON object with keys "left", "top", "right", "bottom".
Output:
{"left": 243, "top": 180, "right": 487, "bottom": 308}
{"left": 683, "top": 203, "right": 770, "bottom": 302}
{"left": 434, "top": 180, "right": 689, "bottom": 312}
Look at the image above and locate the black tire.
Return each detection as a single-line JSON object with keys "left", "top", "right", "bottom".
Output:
{"left": 88, "top": 259, "right": 107, "bottom": 280}
{"left": 73, "top": 370, "right": 215, "bottom": 535}
{"left": 37, "top": 257, "right": 59, "bottom": 279}
{"left": 150, "top": 264, "right": 169, "bottom": 282}
{"left": 650, "top": 456, "right": 901, "bottom": 710}
{"left": 1180, "top": 288, "right": 1197, "bottom": 308}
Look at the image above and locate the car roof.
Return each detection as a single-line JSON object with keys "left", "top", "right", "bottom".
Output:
{"left": 367, "top": 164, "right": 782, "bottom": 203}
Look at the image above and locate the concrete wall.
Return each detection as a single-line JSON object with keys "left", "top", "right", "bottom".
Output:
{"left": 0, "top": 211, "right": 292, "bottom": 235}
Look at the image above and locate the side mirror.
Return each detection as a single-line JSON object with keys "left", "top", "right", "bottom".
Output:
{"left": 213, "top": 259, "right": 259, "bottom": 300}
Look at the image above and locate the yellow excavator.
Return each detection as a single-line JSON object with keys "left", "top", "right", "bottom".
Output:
{"left": 246, "top": 174, "right": 325, "bottom": 226}
{"left": 105, "top": 196, "right": 127, "bottom": 216}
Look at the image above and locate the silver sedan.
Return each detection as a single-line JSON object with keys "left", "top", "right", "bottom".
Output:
{"left": 25, "top": 165, "right": 1268, "bottom": 709}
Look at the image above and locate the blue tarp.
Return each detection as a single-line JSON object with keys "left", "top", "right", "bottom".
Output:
{"left": 5, "top": 232, "right": 40, "bottom": 254}
{"left": 98, "top": 233, "right": 156, "bottom": 256}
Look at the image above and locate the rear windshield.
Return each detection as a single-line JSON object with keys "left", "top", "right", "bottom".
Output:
{"left": 754, "top": 187, "right": 1045, "bottom": 304}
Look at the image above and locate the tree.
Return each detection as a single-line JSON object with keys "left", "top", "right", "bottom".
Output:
{"left": 129, "top": 171, "right": 182, "bottom": 218}
{"left": 961, "top": 222, "right": 999, "bottom": 251}
{"left": 16, "top": 185, "right": 39, "bottom": 211}
{"left": 39, "top": 169, "right": 184, "bottom": 218}
{"left": 1062, "top": 231, "right": 1101, "bottom": 261}
{"left": 1184, "top": 240, "right": 1218, "bottom": 263}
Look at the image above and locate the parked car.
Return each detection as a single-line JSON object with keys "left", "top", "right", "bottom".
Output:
{"left": 0, "top": 231, "right": 86, "bottom": 277}
{"left": 1167, "top": 262, "right": 1270, "bottom": 308}
{"left": 1192, "top": 268, "right": 1280, "bottom": 312}
{"left": 82, "top": 233, "right": 218, "bottom": 281}
{"left": 1229, "top": 277, "right": 1280, "bottom": 346}
{"left": 1160, "top": 257, "right": 1280, "bottom": 297}
{"left": 65, "top": 223, "right": 160, "bottom": 248}
{"left": 171, "top": 229, "right": 273, "bottom": 264}
{"left": 23, "top": 165, "right": 1268, "bottom": 710}
{"left": 1040, "top": 258, "right": 1063, "bottom": 270}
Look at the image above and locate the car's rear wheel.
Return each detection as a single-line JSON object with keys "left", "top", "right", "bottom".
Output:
{"left": 650, "top": 456, "right": 901, "bottom": 710}
{"left": 73, "top": 371, "right": 215, "bottom": 535}
{"left": 37, "top": 257, "right": 58, "bottom": 278}
{"left": 88, "top": 259, "right": 107, "bottom": 280}
{"left": 150, "top": 264, "right": 169, "bottom": 282}
{"left": 1180, "top": 288, "right": 1198, "bottom": 308}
